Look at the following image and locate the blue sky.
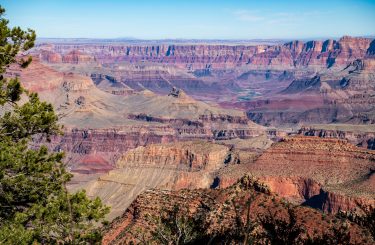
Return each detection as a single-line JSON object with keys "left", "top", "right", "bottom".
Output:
{"left": 2, "top": 0, "right": 375, "bottom": 39}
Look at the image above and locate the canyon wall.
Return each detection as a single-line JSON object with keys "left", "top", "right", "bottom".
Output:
{"left": 34, "top": 36, "right": 375, "bottom": 127}
{"left": 37, "top": 36, "right": 373, "bottom": 70}
{"left": 247, "top": 56, "right": 375, "bottom": 126}
{"left": 68, "top": 135, "right": 374, "bottom": 220}
{"left": 299, "top": 125, "right": 375, "bottom": 150}
{"left": 247, "top": 136, "right": 375, "bottom": 214}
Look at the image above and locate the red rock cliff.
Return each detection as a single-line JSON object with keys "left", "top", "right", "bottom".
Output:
{"left": 36, "top": 36, "right": 373, "bottom": 69}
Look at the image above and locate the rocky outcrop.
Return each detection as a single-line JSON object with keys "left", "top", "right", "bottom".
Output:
{"left": 71, "top": 154, "right": 113, "bottom": 174}
{"left": 259, "top": 176, "right": 322, "bottom": 202}
{"left": 61, "top": 50, "right": 95, "bottom": 64}
{"left": 6, "top": 58, "right": 63, "bottom": 92}
{"left": 62, "top": 72, "right": 94, "bottom": 92}
{"left": 305, "top": 189, "right": 375, "bottom": 214}
{"left": 51, "top": 115, "right": 264, "bottom": 174}
{"left": 93, "top": 66, "right": 220, "bottom": 95}
{"left": 258, "top": 175, "right": 375, "bottom": 214}
{"left": 281, "top": 75, "right": 321, "bottom": 94}
{"left": 39, "top": 50, "right": 62, "bottom": 63}
{"left": 102, "top": 175, "right": 373, "bottom": 244}
{"left": 128, "top": 113, "right": 263, "bottom": 140}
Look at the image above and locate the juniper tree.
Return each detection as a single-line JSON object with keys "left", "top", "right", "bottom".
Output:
{"left": 0, "top": 6, "right": 109, "bottom": 244}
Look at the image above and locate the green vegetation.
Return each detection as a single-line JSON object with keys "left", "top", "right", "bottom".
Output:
{"left": 0, "top": 6, "right": 109, "bottom": 244}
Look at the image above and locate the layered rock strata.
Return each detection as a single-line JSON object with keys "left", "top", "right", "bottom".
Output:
{"left": 80, "top": 141, "right": 237, "bottom": 219}
{"left": 299, "top": 124, "right": 375, "bottom": 150}
{"left": 246, "top": 136, "right": 375, "bottom": 213}
{"left": 37, "top": 36, "right": 372, "bottom": 70}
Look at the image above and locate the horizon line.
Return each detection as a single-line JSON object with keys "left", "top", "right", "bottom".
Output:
{"left": 36, "top": 35, "right": 375, "bottom": 42}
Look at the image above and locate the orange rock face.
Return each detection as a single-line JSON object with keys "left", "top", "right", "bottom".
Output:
{"left": 258, "top": 176, "right": 322, "bottom": 202}
{"left": 61, "top": 50, "right": 95, "bottom": 64}
{"left": 247, "top": 136, "right": 375, "bottom": 213}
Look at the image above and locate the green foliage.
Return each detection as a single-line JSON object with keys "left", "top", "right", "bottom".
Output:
{"left": 0, "top": 5, "right": 109, "bottom": 244}
{"left": 26, "top": 190, "right": 110, "bottom": 244}
{"left": 0, "top": 6, "right": 35, "bottom": 74}
{"left": 0, "top": 92, "right": 61, "bottom": 141}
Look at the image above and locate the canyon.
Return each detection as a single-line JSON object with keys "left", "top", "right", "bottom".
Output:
{"left": 7, "top": 36, "right": 374, "bottom": 243}
{"left": 34, "top": 36, "right": 375, "bottom": 127}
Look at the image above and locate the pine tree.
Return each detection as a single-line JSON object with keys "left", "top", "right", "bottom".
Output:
{"left": 0, "top": 6, "right": 109, "bottom": 244}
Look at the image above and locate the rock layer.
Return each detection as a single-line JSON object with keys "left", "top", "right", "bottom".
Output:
{"left": 79, "top": 141, "right": 235, "bottom": 219}
{"left": 36, "top": 36, "right": 372, "bottom": 69}
{"left": 299, "top": 124, "right": 375, "bottom": 150}
{"left": 247, "top": 136, "right": 375, "bottom": 213}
